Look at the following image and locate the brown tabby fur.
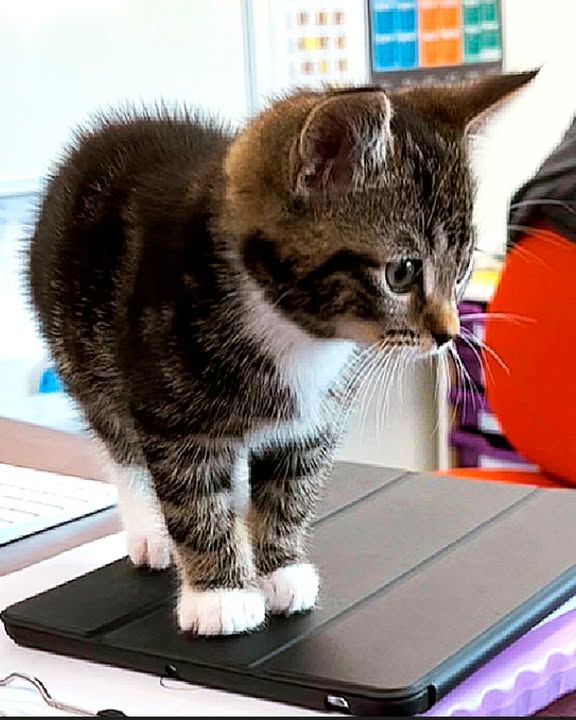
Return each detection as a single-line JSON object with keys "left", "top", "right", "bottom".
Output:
{"left": 28, "top": 71, "right": 537, "bottom": 633}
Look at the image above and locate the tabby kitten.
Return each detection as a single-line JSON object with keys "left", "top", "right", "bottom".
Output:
{"left": 28, "top": 72, "right": 536, "bottom": 635}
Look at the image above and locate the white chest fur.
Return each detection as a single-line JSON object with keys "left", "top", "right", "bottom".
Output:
{"left": 278, "top": 334, "right": 355, "bottom": 423}
{"left": 244, "top": 283, "right": 356, "bottom": 449}
{"left": 255, "top": 338, "right": 355, "bottom": 451}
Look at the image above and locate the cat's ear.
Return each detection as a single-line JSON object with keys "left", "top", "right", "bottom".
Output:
{"left": 399, "top": 70, "right": 539, "bottom": 135}
{"left": 293, "top": 90, "right": 392, "bottom": 195}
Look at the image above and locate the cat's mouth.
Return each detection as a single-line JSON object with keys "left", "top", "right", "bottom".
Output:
{"left": 332, "top": 318, "right": 443, "bottom": 354}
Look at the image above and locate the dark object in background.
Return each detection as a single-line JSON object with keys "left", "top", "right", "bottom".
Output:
{"left": 509, "top": 116, "right": 576, "bottom": 244}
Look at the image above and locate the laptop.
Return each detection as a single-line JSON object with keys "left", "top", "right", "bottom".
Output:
{"left": 3, "top": 463, "right": 576, "bottom": 716}
{"left": 0, "top": 463, "right": 117, "bottom": 547}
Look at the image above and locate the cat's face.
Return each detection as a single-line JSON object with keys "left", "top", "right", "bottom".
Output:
{"left": 227, "top": 73, "right": 537, "bottom": 354}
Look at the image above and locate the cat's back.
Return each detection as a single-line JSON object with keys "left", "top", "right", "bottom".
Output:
{"left": 29, "top": 109, "right": 231, "bottom": 331}
{"left": 54, "top": 109, "right": 230, "bottom": 197}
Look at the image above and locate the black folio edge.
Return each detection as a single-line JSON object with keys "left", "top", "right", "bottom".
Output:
{"left": 4, "top": 561, "right": 576, "bottom": 716}
{"left": 5, "top": 560, "right": 576, "bottom": 718}
{"left": 423, "top": 563, "right": 576, "bottom": 701}
{"left": 0, "top": 614, "right": 429, "bottom": 716}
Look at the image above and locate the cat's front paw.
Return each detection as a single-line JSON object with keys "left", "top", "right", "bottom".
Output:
{"left": 177, "top": 586, "right": 266, "bottom": 635}
{"left": 259, "top": 563, "right": 319, "bottom": 616}
{"left": 127, "top": 531, "right": 171, "bottom": 570}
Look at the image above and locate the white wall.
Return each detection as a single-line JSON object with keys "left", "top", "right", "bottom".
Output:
{"left": 0, "top": 0, "right": 250, "bottom": 427}
{"left": 338, "top": 361, "right": 439, "bottom": 471}
{"left": 502, "top": 0, "right": 576, "bottom": 70}
{"left": 0, "top": 0, "right": 248, "bottom": 186}
{"left": 0, "top": 0, "right": 250, "bottom": 366}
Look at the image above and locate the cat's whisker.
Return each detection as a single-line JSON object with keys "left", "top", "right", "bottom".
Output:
{"left": 459, "top": 312, "right": 535, "bottom": 325}
{"left": 429, "top": 353, "right": 440, "bottom": 440}
{"left": 398, "top": 347, "right": 410, "bottom": 411}
{"left": 449, "top": 342, "right": 478, "bottom": 418}
{"left": 335, "top": 358, "right": 374, "bottom": 437}
{"left": 386, "top": 346, "right": 407, "bottom": 418}
{"left": 387, "top": 345, "right": 407, "bottom": 411}
{"left": 446, "top": 347, "right": 463, "bottom": 432}
{"left": 506, "top": 223, "right": 566, "bottom": 268}
{"left": 457, "top": 350, "right": 476, "bottom": 421}
{"left": 356, "top": 351, "right": 385, "bottom": 447}
{"left": 377, "top": 347, "right": 403, "bottom": 438}
{"left": 457, "top": 332, "right": 493, "bottom": 386}
{"left": 450, "top": 346, "right": 467, "bottom": 417}
{"left": 429, "top": 349, "right": 450, "bottom": 442}
{"left": 504, "top": 240, "right": 548, "bottom": 268}
{"left": 381, "top": 348, "right": 400, "bottom": 419}
{"left": 380, "top": 351, "right": 396, "bottom": 424}
{"left": 355, "top": 339, "right": 401, "bottom": 444}
{"left": 509, "top": 198, "right": 576, "bottom": 216}
{"left": 458, "top": 350, "right": 478, "bottom": 413}
{"left": 337, "top": 343, "right": 380, "bottom": 403}
{"left": 373, "top": 348, "right": 389, "bottom": 441}
{"left": 507, "top": 223, "right": 567, "bottom": 245}
{"left": 460, "top": 328, "right": 511, "bottom": 377}
{"left": 441, "top": 349, "right": 453, "bottom": 430}
{"left": 375, "top": 351, "right": 396, "bottom": 441}
{"left": 371, "top": 342, "right": 397, "bottom": 430}
{"left": 396, "top": 350, "right": 405, "bottom": 411}
{"left": 334, "top": 343, "right": 384, "bottom": 441}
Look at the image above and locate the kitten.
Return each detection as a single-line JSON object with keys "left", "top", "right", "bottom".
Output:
{"left": 28, "top": 72, "right": 536, "bottom": 635}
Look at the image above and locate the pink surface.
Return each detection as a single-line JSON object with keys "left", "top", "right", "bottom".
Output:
{"left": 424, "top": 605, "right": 576, "bottom": 716}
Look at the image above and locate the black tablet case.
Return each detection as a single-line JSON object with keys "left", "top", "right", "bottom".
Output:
{"left": 4, "top": 463, "right": 576, "bottom": 716}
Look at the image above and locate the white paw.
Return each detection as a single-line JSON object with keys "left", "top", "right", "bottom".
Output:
{"left": 259, "top": 563, "right": 319, "bottom": 615}
{"left": 110, "top": 464, "right": 171, "bottom": 570}
{"left": 127, "top": 531, "right": 171, "bottom": 570}
{"left": 177, "top": 587, "right": 266, "bottom": 635}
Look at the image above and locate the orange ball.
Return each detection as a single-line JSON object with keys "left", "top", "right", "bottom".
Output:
{"left": 484, "top": 229, "right": 576, "bottom": 485}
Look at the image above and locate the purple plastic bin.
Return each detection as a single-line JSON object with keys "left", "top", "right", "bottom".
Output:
{"left": 452, "top": 342, "right": 484, "bottom": 388}
{"left": 449, "top": 389, "right": 501, "bottom": 434}
{"left": 458, "top": 301, "right": 486, "bottom": 343}
{"left": 450, "top": 430, "right": 536, "bottom": 471}
{"left": 424, "top": 602, "right": 576, "bottom": 716}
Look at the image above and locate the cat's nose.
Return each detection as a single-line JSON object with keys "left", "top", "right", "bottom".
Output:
{"left": 425, "top": 300, "right": 460, "bottom": 348}
{"left": 432, "top": 332, "right": 455, "bottom": 348}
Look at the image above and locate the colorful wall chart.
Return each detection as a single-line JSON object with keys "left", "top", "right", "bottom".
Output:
{"left": 370, "top": 0, "right": 502, "bottom": 80}
{"left": 274, "top": 0, "right": 368, "bottom": 88}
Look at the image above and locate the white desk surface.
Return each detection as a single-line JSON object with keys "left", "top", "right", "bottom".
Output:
{"left": 5, "top": 530, "right": 575, "bottom": 717}
{"left": 0, "top": 532, "right": 322, "bottom": 717}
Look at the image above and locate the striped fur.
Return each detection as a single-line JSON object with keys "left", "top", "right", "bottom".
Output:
{"left": 27, "top": 74, "right": 537, "bottom": 634}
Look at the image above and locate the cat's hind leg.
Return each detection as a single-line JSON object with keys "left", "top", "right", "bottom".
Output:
{"left": 111, "top": 463, "right": 171, "bottom": 570}
{"left": 88, "top": 409, "right": 171, "bottom": 570}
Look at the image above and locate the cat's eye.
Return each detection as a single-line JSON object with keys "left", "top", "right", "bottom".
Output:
{"left": 385, "top": 259, "right": 422, "bottom": 293}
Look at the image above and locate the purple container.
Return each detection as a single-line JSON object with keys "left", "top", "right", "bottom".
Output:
{"left": 454, "top": 301, "right": 488, "bottom": 389}
{"left": 449, "top": 389, "right": 501, "bottom": 434}
{"left": 424, "top": 604, "right": 576, "bottom": 716}
{"left": 450, "top": 430, "right": 536, "bottom": 471}
{"left": 452, "top": 342, "right": 484, "bottom": 388}
{"left": 458, "top": 300, "right": 486, "bottom": 343}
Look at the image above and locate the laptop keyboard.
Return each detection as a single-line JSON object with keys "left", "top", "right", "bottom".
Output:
{"left": 0, "top": 464, "right": 117, "bottom": 546}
